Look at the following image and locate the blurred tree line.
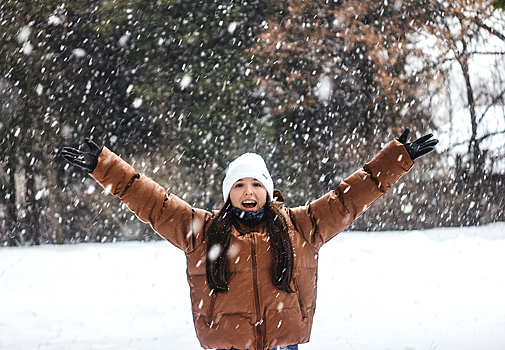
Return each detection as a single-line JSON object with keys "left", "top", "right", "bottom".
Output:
{"left": 1, "top": 0, "right": 504, "bottom": 246}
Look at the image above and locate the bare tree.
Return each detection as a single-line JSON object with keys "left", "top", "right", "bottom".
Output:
{"left": 419, "top": 0, "right": 505, "bottom": 177}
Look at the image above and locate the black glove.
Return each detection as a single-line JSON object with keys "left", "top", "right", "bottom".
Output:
{"left": 61, "top": 138, "right": 102, "bottom": 172}
{"left": 398, "top": 128, "right": 439, "bottom": 161}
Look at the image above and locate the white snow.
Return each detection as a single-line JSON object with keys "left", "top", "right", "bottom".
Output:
{"left": 118, "top": 33, "right": 131, "bottom": 47}
{"left": 16, "top": 27, "right": 31, "bottom": 43}
{"left": 36, "top": 84, "right": 44, "bottom": 96}
{"left": 228, "top": 22, "right": 238, "bottom": 34}
{"left": 180, "top": 74, "right": 193, "bottom": 89}
{"left": 132, "top": 98, "right": 143, "bottom": 109}
{"left": 1, "top": 223, "right": 505, "bottom": 350}
{"left": 316, "top": 76, "right": 332, "bottom": 102}
{"left": 401, "top": 203, "right": 413, "bottom": 214}
{"left": 21, "top": 42, "right": 34, "bottom": 55}
{"left": 207, "top": 244, "right": 222, "bottom": 262}
{"left": 48, "top": 15, "right": 64, "bottom": 26}
{"left": 72, "top": 48, "right": 87, "bottom": 58}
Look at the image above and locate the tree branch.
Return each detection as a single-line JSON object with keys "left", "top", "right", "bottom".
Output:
{"left": 478, "top": 87, "right": 505, "bottom": 125}
{"left": 471, "top": 16, "right": 505, "bottom": 42}
{"left": 477, "top": 129, "right": 505, "bottom": 143}
{"left": 439, "top": 130, "right": 505, "bottom": 155}
{"left": 471, "top": 51, "right": 505, "bottom": 55}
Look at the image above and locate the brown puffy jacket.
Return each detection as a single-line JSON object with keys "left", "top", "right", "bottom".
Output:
{"left": 90, "top": 139, "right": 413, "bottom": 350}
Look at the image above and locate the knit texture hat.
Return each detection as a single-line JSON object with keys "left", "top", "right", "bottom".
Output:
{"left": 222, "top": 153, "right": 274, "bottom": 203}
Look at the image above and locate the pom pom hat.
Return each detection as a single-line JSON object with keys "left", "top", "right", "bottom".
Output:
{"left": 222, "top": 153, "right": 274, "bottom": 203}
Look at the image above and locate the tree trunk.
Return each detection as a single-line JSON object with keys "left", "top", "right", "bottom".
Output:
{"left": 44, "top": 154, "right": 65, "bottom": 244}
{"left": 458, "top": 53, "right": 482, "bottom": 179}
{"left": 25, "top": 168, "right": 41, "bottom": 245}
{"left": 6, "top": 157, "right": 19, "bottom": 246}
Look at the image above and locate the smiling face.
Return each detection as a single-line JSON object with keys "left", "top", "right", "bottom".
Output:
{"left": 229, "top": 177, "right": 268, "bottom": 212}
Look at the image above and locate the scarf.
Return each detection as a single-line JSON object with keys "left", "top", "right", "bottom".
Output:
{"left": 231, "top": 206, "right": 266, "bottom": 224}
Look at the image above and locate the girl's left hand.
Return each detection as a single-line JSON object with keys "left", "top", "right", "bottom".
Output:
{"left": 398, "top": 128, "right": 439, "bottom": 160}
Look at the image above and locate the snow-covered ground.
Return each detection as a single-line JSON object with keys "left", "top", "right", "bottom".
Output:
{"left": 1, "top": 223, "right": 505, "bottom": 350}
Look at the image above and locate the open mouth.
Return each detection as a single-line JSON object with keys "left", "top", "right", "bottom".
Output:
{"left": 242, "top": 200, "right": 257, "bottom": 210}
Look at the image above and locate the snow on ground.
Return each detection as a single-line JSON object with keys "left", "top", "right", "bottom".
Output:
{"left": 1, "top": 223, "right": 505, "bottom": 350}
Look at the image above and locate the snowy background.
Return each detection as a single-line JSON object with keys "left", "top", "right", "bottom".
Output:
{"left": 2, "top": 4, "right": 505, "bottom": 349}
{"left": 2, "top": 222, "right": 504, "bottom": 350}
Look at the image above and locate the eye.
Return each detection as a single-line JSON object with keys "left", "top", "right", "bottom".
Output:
{"left": 234, "top": 183, "right": 244, "bottom": 188}
{"left": 253, "top": 182, "right": 263, "bottom": 187}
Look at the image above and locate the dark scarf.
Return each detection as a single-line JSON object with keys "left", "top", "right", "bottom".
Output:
{"left": 231, "top": 206, "right": 266, "bottom": 223}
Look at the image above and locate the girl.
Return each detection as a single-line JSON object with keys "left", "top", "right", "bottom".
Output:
{"left": 62, "top": 128, "right": 438, "bottom": 350}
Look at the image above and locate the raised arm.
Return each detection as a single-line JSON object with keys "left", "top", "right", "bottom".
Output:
{"left": 62, "top": 140, "right": 209, "bottom": 252}
{"left": 287, "top": 130, "right": 438, "bottom": 249}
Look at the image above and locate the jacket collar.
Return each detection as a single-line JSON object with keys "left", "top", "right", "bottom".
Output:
{"left": 272, "top": 189, "right": 285, "bottom": 206}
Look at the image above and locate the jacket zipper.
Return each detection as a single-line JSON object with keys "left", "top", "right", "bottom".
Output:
{"left": 294, "top": 275, "right": 307, "bottom": 320}
{"left": 206, "top": 292, "right": 217, "bottom": 327}
{"left": 250, "top": 233, "right": 264, "bottom": 350}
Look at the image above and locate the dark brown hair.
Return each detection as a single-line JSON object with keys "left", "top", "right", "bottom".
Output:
{"left": 206, "top": 199, "right": 294, "bottom": 293}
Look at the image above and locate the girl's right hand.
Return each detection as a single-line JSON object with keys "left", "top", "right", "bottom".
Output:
{"left": 61, "top": 138, "right": 102, "bottom": 172}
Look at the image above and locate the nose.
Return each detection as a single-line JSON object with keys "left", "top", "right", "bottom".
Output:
{"left": 243, "top": 184, "right": 254, "bottom": 195}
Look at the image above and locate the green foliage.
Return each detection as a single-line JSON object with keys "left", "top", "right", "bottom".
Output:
{"left": 93, "top": 0, "right": 270, "bottom": 207}
{"left": 493, "top": 0, "right": 505, "bottom": 10}
{"left": 94, "top": 0, "right": 261, "bottom": 138}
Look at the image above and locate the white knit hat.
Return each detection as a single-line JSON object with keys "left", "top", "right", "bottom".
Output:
{"left": 222, "top": 153, "right": 274, "bottom": 203}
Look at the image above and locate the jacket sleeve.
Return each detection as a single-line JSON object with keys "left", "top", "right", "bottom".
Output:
{"left": 286, "top": 139, "right": 414, "bottom": 249}
{"left": 89, "top": 147, "right": 210, "bottom": 253}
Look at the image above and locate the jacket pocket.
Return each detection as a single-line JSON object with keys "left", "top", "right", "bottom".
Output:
{"left": 205, "top": 292, "right": 217, "bottom": 326}
{"left": 293, "top": 276, "right": 307, "bottom": 320}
